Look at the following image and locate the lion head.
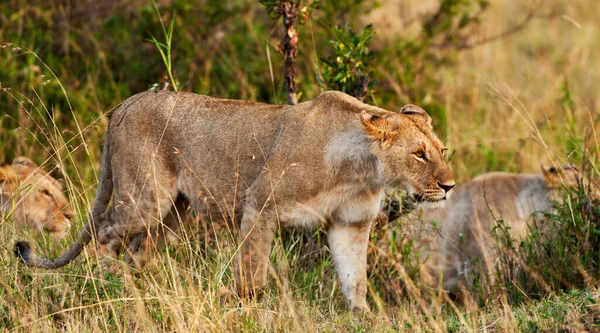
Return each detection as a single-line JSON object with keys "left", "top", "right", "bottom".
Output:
{"left": 360, "top": 104, "right": 455, "bottom": 203}
{"left": 1, "top": 157, "right": 73, "bottom": 238}
{"left": 542, "top": 164, "right": 600, "bottom": 199}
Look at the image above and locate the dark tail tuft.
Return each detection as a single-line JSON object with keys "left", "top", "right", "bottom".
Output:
{"left": 14, "top": 241, "right": 31, "bottom": 264}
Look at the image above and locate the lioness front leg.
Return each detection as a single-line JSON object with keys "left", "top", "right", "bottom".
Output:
{"left": 328, "top": 221, "right": 372, "bottom": 313}
{"left": 236, "top": 203, "right": 276, "bottom": 297}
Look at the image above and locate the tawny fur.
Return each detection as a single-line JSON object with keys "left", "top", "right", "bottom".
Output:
{"left": 407, "top": 165, "right": 594, "bottom": 292}
{"left": 15, "top": 90, "right": 454, "bottom": 313}
{"left": 1, "top": 157, "right": 73, "bottom": 238}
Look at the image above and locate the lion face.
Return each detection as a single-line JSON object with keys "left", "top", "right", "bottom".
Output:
{"left": 361, "top": 104, "right": 455, "bottom": 203}
{"left": 542, "top": 164, "right": 600, "bottom": 200}
{"left": 1, "top": 157, "right": 73, "bottom": 238}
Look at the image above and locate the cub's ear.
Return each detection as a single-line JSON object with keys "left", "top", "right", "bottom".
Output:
{"left": 12, "top": 156, "right": 37, "bottom": 168}
{"left": 360, "top": 111, "right": 397, "bottom": 146}
{"left": 12, "top": 156, "right": 38, "bottom": 179}
{"left": 401, "top": 104, "right": 432, "bottom": 126}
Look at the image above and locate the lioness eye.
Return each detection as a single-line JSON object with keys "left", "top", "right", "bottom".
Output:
{"left": 413, "top": 151, "right": 427, "bottom": 161}
{"left": 41, "top": 188, "right": 50, "bottom": 196}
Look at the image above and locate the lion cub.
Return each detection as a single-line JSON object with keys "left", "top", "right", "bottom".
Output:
{"left": 1, "top": 157, "right": 73, "bottom": 238}
{"left": 408, "top": 164, "right": 595, "bottom": 292}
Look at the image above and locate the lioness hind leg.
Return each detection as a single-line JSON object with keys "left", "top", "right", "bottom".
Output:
{"left": 156, "top": 195, "right": 190, "bottom": 247}
{"left": 236, "top": 200, "right": 276, "bottom": 298}
{"left": 124, "top": 195, "right": 189, "bottom": 266}
{"left": 327, "top": 221, "right": 372, "bottom": 313}
{"left": 97, "top": 183, "right": 179, "bottom": 266}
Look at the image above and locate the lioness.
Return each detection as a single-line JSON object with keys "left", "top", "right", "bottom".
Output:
{"left": 1, "top": 157, "right": 73, "bottom": 238}
{"left": 15, "top": 91, "right": 454, "bottom": 312}
{"left": 410, "top": 164, "right": 594, "bottom": 292}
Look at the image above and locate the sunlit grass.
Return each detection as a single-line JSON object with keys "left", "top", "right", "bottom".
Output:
{"left": 1, "top": 0, "right": 600, "bottom": 331}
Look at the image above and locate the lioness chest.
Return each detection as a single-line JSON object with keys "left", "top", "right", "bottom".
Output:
{"left": 280, "top": 185, "right": 385, "bottom": 228}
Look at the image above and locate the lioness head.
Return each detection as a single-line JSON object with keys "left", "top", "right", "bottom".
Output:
{"left": 1, "top": 157, "right": 73, "bottom": 238}
{"left": 361, "top": 104, "right": 455, "bottom": 203}
{"left": 542, "top": 164, "right": 600, "bottom": 200}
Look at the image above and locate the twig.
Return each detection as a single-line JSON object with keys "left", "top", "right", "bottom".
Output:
{"left": 455, "top": 10, "right": 536, "bottom": 50}
{"left": 279, "top": 1, "right": 299, "bottom": 105}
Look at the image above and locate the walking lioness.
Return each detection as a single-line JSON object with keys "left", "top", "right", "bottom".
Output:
{"left": 15, "top": 90, "right": 454, "bottom": 312}
{"left": 410, "top": 164, "right": 597, "bottom": 293}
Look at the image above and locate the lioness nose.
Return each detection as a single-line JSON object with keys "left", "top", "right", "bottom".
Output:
{"left": 438, "top": 181, "right": 455, "bottom": 193}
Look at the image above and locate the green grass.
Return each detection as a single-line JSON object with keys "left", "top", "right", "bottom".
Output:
{"left": 1, "top": 0, "right": 600, "bottom": 331}
{"left": 3, "top": 180, "right": 600, "bottom": 331}
{"left": 4, "top": 226, "right": 599, "bottom": 332}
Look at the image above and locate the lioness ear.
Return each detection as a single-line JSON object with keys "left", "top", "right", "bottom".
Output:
{"left": 401, "top": 104, "right": 432, "bottom": 126}
{"left": 541, "top": 164, "right": 560, "bottom": 184}
{"left": 360, "top": 111, "right": 397, "bottom": 145}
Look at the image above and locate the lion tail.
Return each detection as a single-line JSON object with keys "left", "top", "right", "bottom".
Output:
{"left": 14, "top": 130, "right": 114, "bottom": 269}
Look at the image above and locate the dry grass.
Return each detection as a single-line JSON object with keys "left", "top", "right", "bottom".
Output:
{"left": 1, "top": 0, "right": 600, "bottom": 331}
{"left": 369, "top": 0, "right": 599, "bottom": 180}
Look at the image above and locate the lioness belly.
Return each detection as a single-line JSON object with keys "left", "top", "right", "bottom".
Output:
{"left": 282, "top": 187, "right": 384, "bottom": 229}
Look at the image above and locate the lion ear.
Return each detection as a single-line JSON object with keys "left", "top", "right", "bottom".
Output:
{"left": 12, "top": 156, "right": 37, "bottom": 168}
{"left": 541, "top": 164, "right": 560, "bottom": 185}
{"left": 12, "top": 156, "right": 37, "bottom": 179}
{"left": 401, "top": 104, "right": 432, "bottom": 126}
{"left": 360, "top": 111, "right": 397, "bottom": 145}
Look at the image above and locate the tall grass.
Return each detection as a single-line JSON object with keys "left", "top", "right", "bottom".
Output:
{"left": 1, "top": 0, "right": 599, "bottom": 331}
{"left": 148, "top": 0, "right": 181, "bottom": 91}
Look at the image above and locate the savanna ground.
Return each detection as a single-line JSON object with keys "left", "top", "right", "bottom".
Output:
{"left": 1, "top": 0, "right": 600, "bottom": 331}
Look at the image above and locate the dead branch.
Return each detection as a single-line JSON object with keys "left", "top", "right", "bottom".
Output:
{"left": 455, "top": 10, "right": 536, "bottom": 50}
{"left": 279, "top": 1, "right": 298, "bottom": 105}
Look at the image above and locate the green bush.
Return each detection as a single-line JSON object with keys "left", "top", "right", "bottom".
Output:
{"left": 319, "top": 23, "right": 376, "bottom": 102}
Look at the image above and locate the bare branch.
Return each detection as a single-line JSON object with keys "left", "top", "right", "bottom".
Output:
{"left": 456, "top": 10, "right": 536, "bottom": 50}
{"left": 280, "top": 1, "right": 298, "bottom": 105}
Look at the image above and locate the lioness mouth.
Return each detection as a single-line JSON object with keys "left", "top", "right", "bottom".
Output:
{"left": 413, "top": 193, "right": 428, "bottom": 202}
{"left": 413, "top": 193, "right": 446, "bottom": 203}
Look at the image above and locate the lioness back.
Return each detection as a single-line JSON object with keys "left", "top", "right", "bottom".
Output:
{"left": 108, "top": 91, "right": 389, "bottom": 221}
{"left": 109, "top": 92, "right": 287, "bottom": 220}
